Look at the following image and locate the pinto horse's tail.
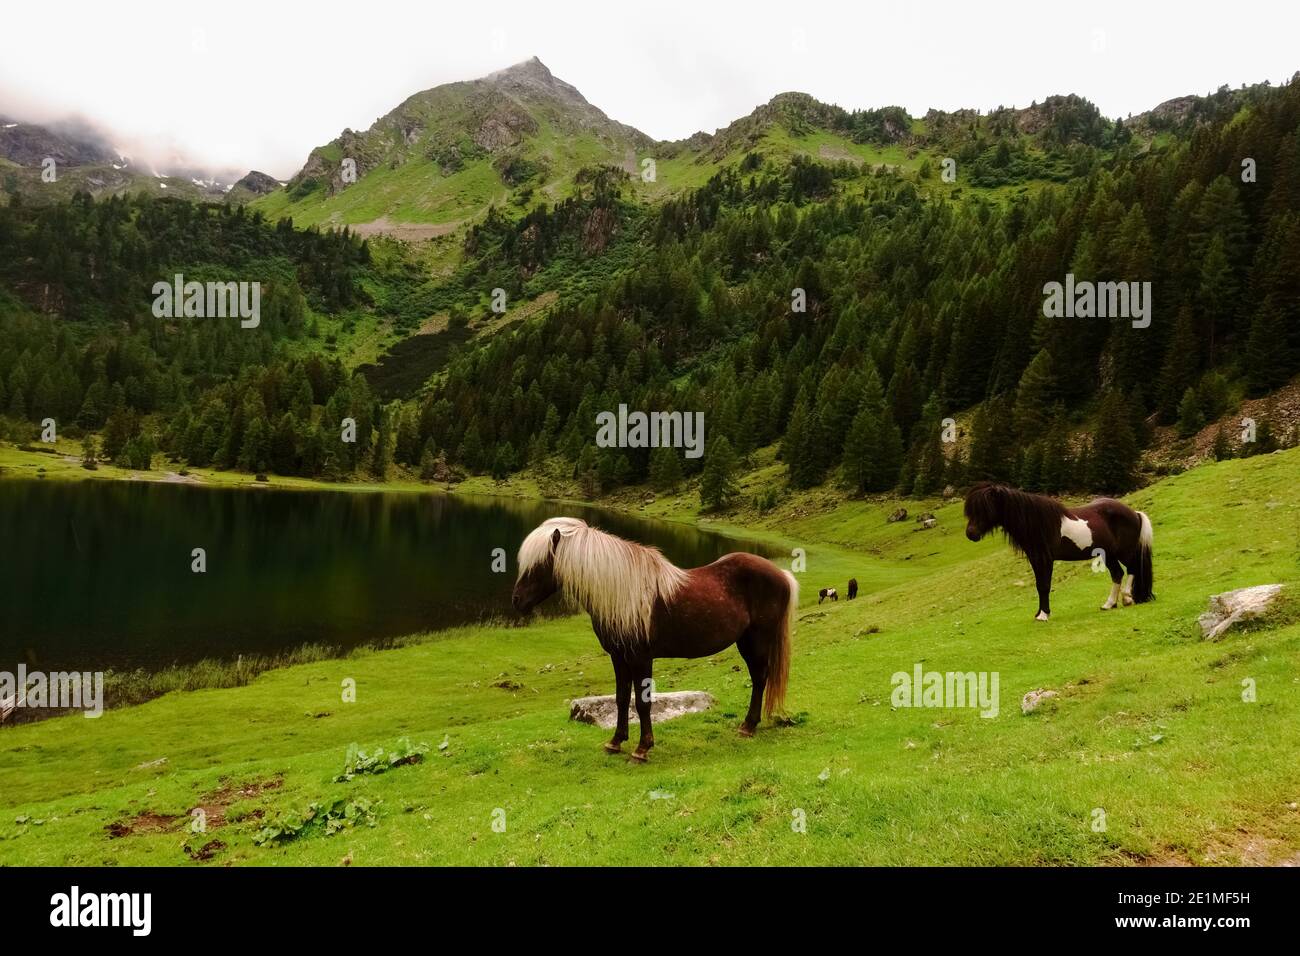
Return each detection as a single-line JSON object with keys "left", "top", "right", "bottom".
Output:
{"left": 1131, "top": 511, "right": 1155, "bottom": 603}
{"left": 765, "top": 571, "right": 798, "bottom": 720}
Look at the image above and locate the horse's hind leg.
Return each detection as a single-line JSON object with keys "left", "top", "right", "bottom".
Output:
{"left": 1101, "top": 557, "right": 1124, "bottom": 610}
{"left": 604, "top": 656, "right": 631, "bottom": 754}
{"left": 629, "top": 660, "right": 655, "bottom": 763}
{"left": 736, "top": 631, "right": 768, "bottom": 738}
{"left": 1120, "top": 557, "right": 1136, "bottom": 605}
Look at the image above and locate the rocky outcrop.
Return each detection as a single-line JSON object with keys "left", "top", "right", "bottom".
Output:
{"left": 0, "top": 117, "right": 118, "bottom": 167}
{"left": 233, "top": 171, "right": 280, "bottom": 195}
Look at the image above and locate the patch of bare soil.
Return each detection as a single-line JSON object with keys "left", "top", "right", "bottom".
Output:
{"left": 104, "top": 776, "right": 283, "bottom": 838}
{"left": 417, "top": 313, "right": 449, "bottom": 336}
{"left": 818, "top": 144, "right": 862, "bottom": 164}
{"left": 351, "top": 216, "right": 460, "bottom": 242}
{"left": 190, "top": 776, "right": 283, "bottom": 828}
{"left": 183, "top": 839, "right": 227, "bottom": 861}
{"left": 105, "top": 812, "right": 182, "bottom": 838}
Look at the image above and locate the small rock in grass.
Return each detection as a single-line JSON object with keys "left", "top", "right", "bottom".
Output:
{"left": 1021, "top": 689, "right": 1059, "bottom": 715}
{"left": 569, "top": 690, "right": 714, "bottom": 729}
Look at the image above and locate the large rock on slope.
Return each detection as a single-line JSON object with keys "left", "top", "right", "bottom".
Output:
{"left": 1198, "top": 584, "right": 1285, "bottom": 641}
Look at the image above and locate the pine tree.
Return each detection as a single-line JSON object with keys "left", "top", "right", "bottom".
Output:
{"left": 1245, "top": 300, "right": 1291, "bottom": 395}
{"left": 649, "top": 446, "right": 684, "bottom": 492}
{"left": 1176, "top": 387, "right": 1204, "bottom": 438}
{"left": 700, "top": 436, "right": 739, "bottom": 510}
{"left": 491, "top": 442, "right": 515, "bottom": 480}
{"left": 1018, "top": 441, "right": 1044, "bottom": 491}
{"left": 841, "top": 406, "right": 877, "bottom": 494}
{"left": 80, "top": 433, "right": 98, "bottom": 470}
{"left": 419, "top": 446, "right": 438, "bottom": 481}
{"left": 1086, "top": 390, "right": 1139, "bottom": 493}
{"left": 1014, "top": 349, "right": 1056, "bottom": 443}
{"left": 783, "top": 394, "right": 821, "bottom": 489}
{"left": 1156, "top": 306, "right": 1201, "bottom": 420}
{"left": 1197, "top": 234, "right": 1236, "bottom": 365}
{"left": 576, "top": 445, "right": 600, "bottom": 498}
{"left": 1212, "top": 425, "right": 1232, "bottom": 461}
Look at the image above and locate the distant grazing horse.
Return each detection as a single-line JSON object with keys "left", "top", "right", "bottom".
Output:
{"left": 512, "top": 517, "right": 798, "bottom": 762}
{"left": 963, "top": 483, "right": 1154, "bottom": 621}
{"left": 846, "top": 578, "right": 858, "bottom": 600}
{"left": 818, "top": 587, "right": 837, "bottom": 604}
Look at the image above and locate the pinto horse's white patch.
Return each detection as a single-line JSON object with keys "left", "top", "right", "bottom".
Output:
{"left": 1060, "top": 515, "right": 1093, "bottom": 550}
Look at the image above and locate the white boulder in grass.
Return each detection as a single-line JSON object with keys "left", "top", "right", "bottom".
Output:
{"left": 1198, "top": 585, "right": 1285, "bottom": 641}
{"left": 569, "top": 691, "right": 715, "bottom": 729}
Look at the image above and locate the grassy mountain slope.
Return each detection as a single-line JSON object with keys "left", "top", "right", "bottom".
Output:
{"left": 2, "top": 447, "right": 1296, "bottom": 866}
{"left": 250, "top": 57, "right": 653, "bottom": 230}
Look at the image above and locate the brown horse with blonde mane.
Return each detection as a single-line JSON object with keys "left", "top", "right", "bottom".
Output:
{"left": 512, "top": 517, "right": 798, "bottom": 762}
{"left": 964, "top": 483, "right": 1154, "bottom": 621}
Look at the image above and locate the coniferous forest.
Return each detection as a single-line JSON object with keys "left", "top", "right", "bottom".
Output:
{"left": 2, "top": 78, "right": 1298, "bottom": 502}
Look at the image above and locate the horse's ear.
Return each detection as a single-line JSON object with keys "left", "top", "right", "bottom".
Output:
{"left": 550, "top": 528, "right": 562, "bottom": 553}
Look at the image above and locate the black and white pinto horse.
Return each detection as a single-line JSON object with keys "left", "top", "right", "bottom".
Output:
{"left": 964, "top": 483, "right": 1154, "bottom": 620}
{"left": 818, "top": 587, "right": 837, "bottom": 604}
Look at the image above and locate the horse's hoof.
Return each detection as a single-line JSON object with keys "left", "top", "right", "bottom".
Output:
{"left": 737, "top": 725, "right": 755, "bottom": 738}
{"left": 603, "top": 742, "right": 624, "bottom": 754}
{"left": 628, "top": 751, "right": 649, "bottom": 764}
{"left": 1034, "top": 612, "right": 1049, "bottom": 622}
{"left": 1122, "top": 595, "right": 1135, "bottom": 607}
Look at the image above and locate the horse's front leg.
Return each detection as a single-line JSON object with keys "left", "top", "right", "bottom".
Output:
{"left": 629, "top": 661, "right": 655, "bottom": 763}
{"left": 604, "top": 656, "right": 631, "bottom": 754}
{"left": 1031, "top": 557, "right": 1053, "bottom": 621}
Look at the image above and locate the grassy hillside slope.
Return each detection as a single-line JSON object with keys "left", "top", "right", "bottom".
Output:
{"left": 1, "top": 449, "right": 1297, "bottom": 865}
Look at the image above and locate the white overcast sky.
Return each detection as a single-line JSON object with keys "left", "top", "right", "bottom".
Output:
{"left": 1, "top": 0, "right": 1296, "bottom": 179}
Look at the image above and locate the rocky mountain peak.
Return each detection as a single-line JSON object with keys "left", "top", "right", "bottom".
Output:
{"left": 482, "top": 56, "right": 589, "bottom": 108}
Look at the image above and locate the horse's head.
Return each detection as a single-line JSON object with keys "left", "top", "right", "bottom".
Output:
{"left": 512, "top": 526, "right": 564, "bottom": 614}
{"left": 964, "top": 483, "right": 1003, "bottom": 542}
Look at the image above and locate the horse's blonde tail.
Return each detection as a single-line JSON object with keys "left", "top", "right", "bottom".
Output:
{"left": 1132, "top": 511, "right": 1155, "bottom": 603}
{"left": 765, "top": 571, "right": 798, "bottom": 720}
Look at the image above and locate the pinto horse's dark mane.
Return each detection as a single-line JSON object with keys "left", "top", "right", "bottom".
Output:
{"left": 964, "top": 482, "right": 1068, "bottom": 561}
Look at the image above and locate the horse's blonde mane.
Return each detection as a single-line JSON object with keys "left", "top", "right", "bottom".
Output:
{"left": 517, "top": 517, "right": 688, "bottom": 643}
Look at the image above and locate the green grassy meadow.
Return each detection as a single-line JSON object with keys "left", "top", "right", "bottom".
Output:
{"left": 1, "top": 448, "right": 1298, "bottom": 865}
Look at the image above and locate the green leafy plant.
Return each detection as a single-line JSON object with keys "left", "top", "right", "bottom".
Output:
{"left": 253, "top": 797, "right": 379, "bottom": 846}
{"left": 334, "top": 737, "right": 429, "bottom": 782}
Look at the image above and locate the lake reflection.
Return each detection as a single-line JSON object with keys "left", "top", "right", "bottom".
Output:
{"left": 0, "top": 480, "right": 773, "bottom": 671}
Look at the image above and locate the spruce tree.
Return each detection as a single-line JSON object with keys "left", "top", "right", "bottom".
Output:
{"left": 700, "top": 436, "right": 739, "bottom": 510}
{"left": 1176, "top": 388, "right": 1205, "bottom": 438}
{"left": 1086, "top": 391, "right": 1139, "bottom": 493}
{"left": 649, "top": 446, "right": 684, "bottom": 492}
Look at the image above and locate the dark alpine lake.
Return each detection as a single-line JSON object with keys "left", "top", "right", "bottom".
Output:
{"left": 0, "top": 479, "right": 772, "bottom": 672}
